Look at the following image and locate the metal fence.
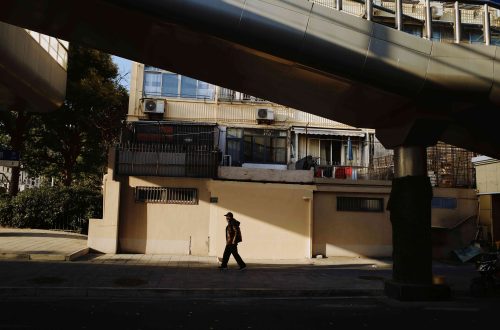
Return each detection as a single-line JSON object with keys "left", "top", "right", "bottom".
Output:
{"left": 49, "top": 217, "right": 89, "bottom": 234}
{"left": 116, "top": 144, "right": 222, "bottom": 178}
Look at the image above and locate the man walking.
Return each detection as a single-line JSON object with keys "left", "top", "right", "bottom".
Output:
{"left": 219, "top": 212, "right": 246, "bottom": 270}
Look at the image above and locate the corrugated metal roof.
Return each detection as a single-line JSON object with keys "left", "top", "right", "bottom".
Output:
{"left": 292, "top": 127, "right": 366, "bottom": 137}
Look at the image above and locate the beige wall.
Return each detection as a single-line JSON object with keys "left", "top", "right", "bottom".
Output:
{"left": 119, "top": 177, "right": 212, "bottom": 255}
{"left": 432, "top": 187, "right": 478, "bottom": 228}
{"left": 475, "top": 162, "right": 500, "bottom": 194}
{"left": 313, "top": 191, "right": 392, "bottom": 258}
{"left": 312, "top": 184, "right": 478, "bottom": 259}
{"left": 87, "top": 178, "right": 120, "bottom": 253}
{"left": 479, "top": 195, "right": 492, "bottom": 226}
{"left": 117, "top": 177, "right": 314, "bottom": 259}
{"left": 208, "top": 180, "right": 314, "bottom": 259}
{"left": 472, "top": 159, "right": 500, "bottom": 243}
{"left": 106, "top": 171, "right": 478, "bottom": 259}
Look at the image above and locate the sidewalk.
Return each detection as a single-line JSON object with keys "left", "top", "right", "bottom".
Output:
{"left": 0, "top": 227, "right": 88, "bottom": 261}
{"left": 0, "top": 228, "right": 479, "bottom": 299}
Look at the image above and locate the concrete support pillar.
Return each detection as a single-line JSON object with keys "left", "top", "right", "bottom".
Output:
{"left": 394, "top": 145, "right": 426, "bottom": 177}
{"left": 390, "top": 146, "right": 431, "bottom": 283}
{"left": 385, "top": 145, "right": 450, "bottom": 300}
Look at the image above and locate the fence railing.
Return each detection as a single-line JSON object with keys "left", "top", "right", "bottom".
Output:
{"left": 311, "top": 0, "right": 500, "bottom": 45}
{"left": 49, "top": 217, "right": 89, "bottom": 235}
{"left": 116, "top": 144, "right": 222, "bottom": 178}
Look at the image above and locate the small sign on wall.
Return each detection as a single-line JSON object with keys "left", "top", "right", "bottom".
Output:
{"left": 210, "top": 197, "right": 218, "bottom": 203}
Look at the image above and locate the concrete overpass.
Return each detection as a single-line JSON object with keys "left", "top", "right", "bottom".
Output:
{"left": 1, "top": 0, "right": 499, "bottom": 300}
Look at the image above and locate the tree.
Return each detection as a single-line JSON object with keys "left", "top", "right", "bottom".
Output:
{"left": 23, "top": 44, "right": 129, "bottom": 186}
{"left": 0, "top": 110, "right": 32, "bottom": 195}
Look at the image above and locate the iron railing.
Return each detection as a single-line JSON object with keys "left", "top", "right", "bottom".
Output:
{"left": 311, "top": 0, "right": 500, "bottom": 45}
{"left": 116, "top": 144, "right": 222, "bottom": 178}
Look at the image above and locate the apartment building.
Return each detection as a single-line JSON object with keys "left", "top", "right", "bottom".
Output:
{"left": 87, "top": 59, "right": 479, "bottom": 260}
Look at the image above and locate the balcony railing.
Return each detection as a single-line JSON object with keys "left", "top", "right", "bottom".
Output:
{"left": 116, "top": 144, "right": 221, "bottom": 178}
{"left": 310, "top": 0, "right": 500, "bottom": 45}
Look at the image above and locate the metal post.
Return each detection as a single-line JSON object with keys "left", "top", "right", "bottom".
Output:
{"left": 336, "top": 0, "right": 342, "bottom": 11}
{"left": 454, "top": 1, "right": 461, "bottom": 43}
{"left": 366, "top": 0, "right": 373, "bottom": 21}
{"left": 396, "top": 0, "right": 403, "bottom": 31}
{"left": 484, "top": 4, "right": 491, "bottom": 45}
{"left": 425, "top": 0, "right": 432, "bottom": 39}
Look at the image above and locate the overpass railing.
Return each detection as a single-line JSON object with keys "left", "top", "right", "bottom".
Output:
{"left": 311, "top": 0, "right": 500, "bottom": 45}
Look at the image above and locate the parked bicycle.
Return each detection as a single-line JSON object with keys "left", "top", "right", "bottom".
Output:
{"left": 470, "top": 251, "right": 500, "bottom": 297}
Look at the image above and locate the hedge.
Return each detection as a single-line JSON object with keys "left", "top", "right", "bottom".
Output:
{"left": 0, "top": 186, "right": 102, "bottom": 234}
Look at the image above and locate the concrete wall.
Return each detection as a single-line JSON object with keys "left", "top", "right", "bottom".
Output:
{"left": 472, "top": 158, "right": 500, "bottom": 243}
{"left": 218, "top": 166, "right": 313, "bottom": 183}
{"left": 87, "top": 178, "right": 120, "bottom": 253}
{"left": 208, "top": 180, "right": 314, "bottom": 259}
{"left": 100, "top": 171, "right": 478, "bottom": 259}
{"left": 116, "top": 177, "right": 314, "bottom": 259}
{"left": 475, "top": 161, "right": 500, "bottom": 194}
{"left": 432, "top": 188, "right": 478, "bottom": 228}
{"left": 313, "top": 183, "right": 392, "bottom": 258}
{"left": 312, "top": 183, "right": 478, "bottom": 259}
{"left": 431, "top": 188, "right": 479, "bottom": 260}
{"left": 118, "top": 177, "right": 212, "bottom": 255}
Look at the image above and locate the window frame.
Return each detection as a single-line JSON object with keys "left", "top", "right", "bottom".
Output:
{"left": 336, "top": 196, "right": 385, "bottom": 212}
{"left": 134, "top": 187, "right": 199, "bottom": 205}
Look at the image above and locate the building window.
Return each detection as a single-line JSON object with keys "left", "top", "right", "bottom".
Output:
{"left": 143, "top": 67, "right": 215, "bottom": 100}
{"left": 403, "top": 25, "right": 422, "bottom": 38}
{"left": 135, "top": 187, "right": 198, "bottom": 205}
{"left": 337, "top": 197, "right": 384, "bottom": 212}
{"left": 226, "top": 128, "right": 287, "bottom": 165}
{"left": 144, "top": 71, "right": 162, "bottom": 95}
{"left": 162, "top": 72, "right": 179, "bottom": 96}
{"left": 431, "top": 197, "right": 457, "bottom": 209}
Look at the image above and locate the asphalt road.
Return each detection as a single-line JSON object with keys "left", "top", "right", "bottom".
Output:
{"left": 1, "top": 295, "right": 499, "bottom": 330}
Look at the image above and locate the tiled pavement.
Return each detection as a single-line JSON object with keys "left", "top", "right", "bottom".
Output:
{"left": 0, "top": 227, "right": 88, "bottom": 260}
{"left": 0, "top": 227, "right": 480, "bottom": 299}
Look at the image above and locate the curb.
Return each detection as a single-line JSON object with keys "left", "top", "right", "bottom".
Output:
{"left": 66, "top": 247, "right": 89, "bottom": 261}
{"left": 0, "top": 247, "right": 89, "bottom": 262}
{"left": 0, "top": 287, "right": 385, "bottom": 299}
{"left": 0, "top": 253, "right": 29, "bottom": 260}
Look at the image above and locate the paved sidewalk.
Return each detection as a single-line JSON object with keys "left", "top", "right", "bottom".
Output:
{"left": 0, "top": 227, "right": 480, "bottom": 299}
{"left": 0, "top": 227, "right": 88, "bottom": 261}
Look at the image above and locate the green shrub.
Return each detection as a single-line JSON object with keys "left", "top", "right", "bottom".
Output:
{"left": 7, "top": 186, "right": 102, "bottom": 234}
{"left": 0, "top": 193, "right": 12, "bottom": 227}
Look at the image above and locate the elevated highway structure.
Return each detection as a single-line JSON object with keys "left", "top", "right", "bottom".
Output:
{"left": 1, "top": 0, "right": 499, "bottom": 300}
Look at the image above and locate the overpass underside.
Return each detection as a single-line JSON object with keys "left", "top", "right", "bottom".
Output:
{"left": 0, "top": 0, "right": 499, "bottom": 157}
{"left": 0, "top": 22, "right": 66, "bottom": 112}
{"left": 1, "top": 0, "right": 499, "bottom": 300}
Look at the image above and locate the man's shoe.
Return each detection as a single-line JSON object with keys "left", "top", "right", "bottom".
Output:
{"left": 218, "top": 266, "right": 227, "bottom": 270}
{"left": 238, "top": 265, "right": 246, "bottom": 271}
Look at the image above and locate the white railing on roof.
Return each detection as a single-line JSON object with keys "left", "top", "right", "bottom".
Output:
{"left": 310, "top": 0, "right": 500, "bottom": 45}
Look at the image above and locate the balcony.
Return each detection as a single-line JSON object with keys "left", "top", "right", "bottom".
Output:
{"left": 116, "top": 144, "right": 221, "bottom": 179}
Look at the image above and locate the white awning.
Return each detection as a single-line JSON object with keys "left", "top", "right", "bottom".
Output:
{"left": 292, "top": 127, "right": 366, "bottom": 137}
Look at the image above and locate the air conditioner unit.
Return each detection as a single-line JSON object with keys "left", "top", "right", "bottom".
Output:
{"left": 143, "top": 99, "right": 165, "bottom": 114}
{"left": 256, "top": 108, "right": 274, "bottom": 121}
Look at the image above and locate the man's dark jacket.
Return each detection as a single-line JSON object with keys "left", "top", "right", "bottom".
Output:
{"left": 226, "top": 219, "right": 242, "bottom": 245}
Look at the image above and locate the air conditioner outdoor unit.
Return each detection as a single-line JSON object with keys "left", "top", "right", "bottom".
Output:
{"left": 256, "top": 108, "right": 274, "bottom": 121}
{"left": 143, "top": 99, "right": 165, "bottom": 114}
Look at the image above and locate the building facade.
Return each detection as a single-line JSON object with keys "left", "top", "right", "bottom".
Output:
{"left": 88, "top": 59, "right": 478, "bottom": 260}
{"left": 471, "top": 156, "right": 500, "bottom": 247}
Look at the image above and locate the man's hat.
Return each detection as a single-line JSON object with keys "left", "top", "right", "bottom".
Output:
{"left": 224, "top": 212, "right": 233, "bottom": 217}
